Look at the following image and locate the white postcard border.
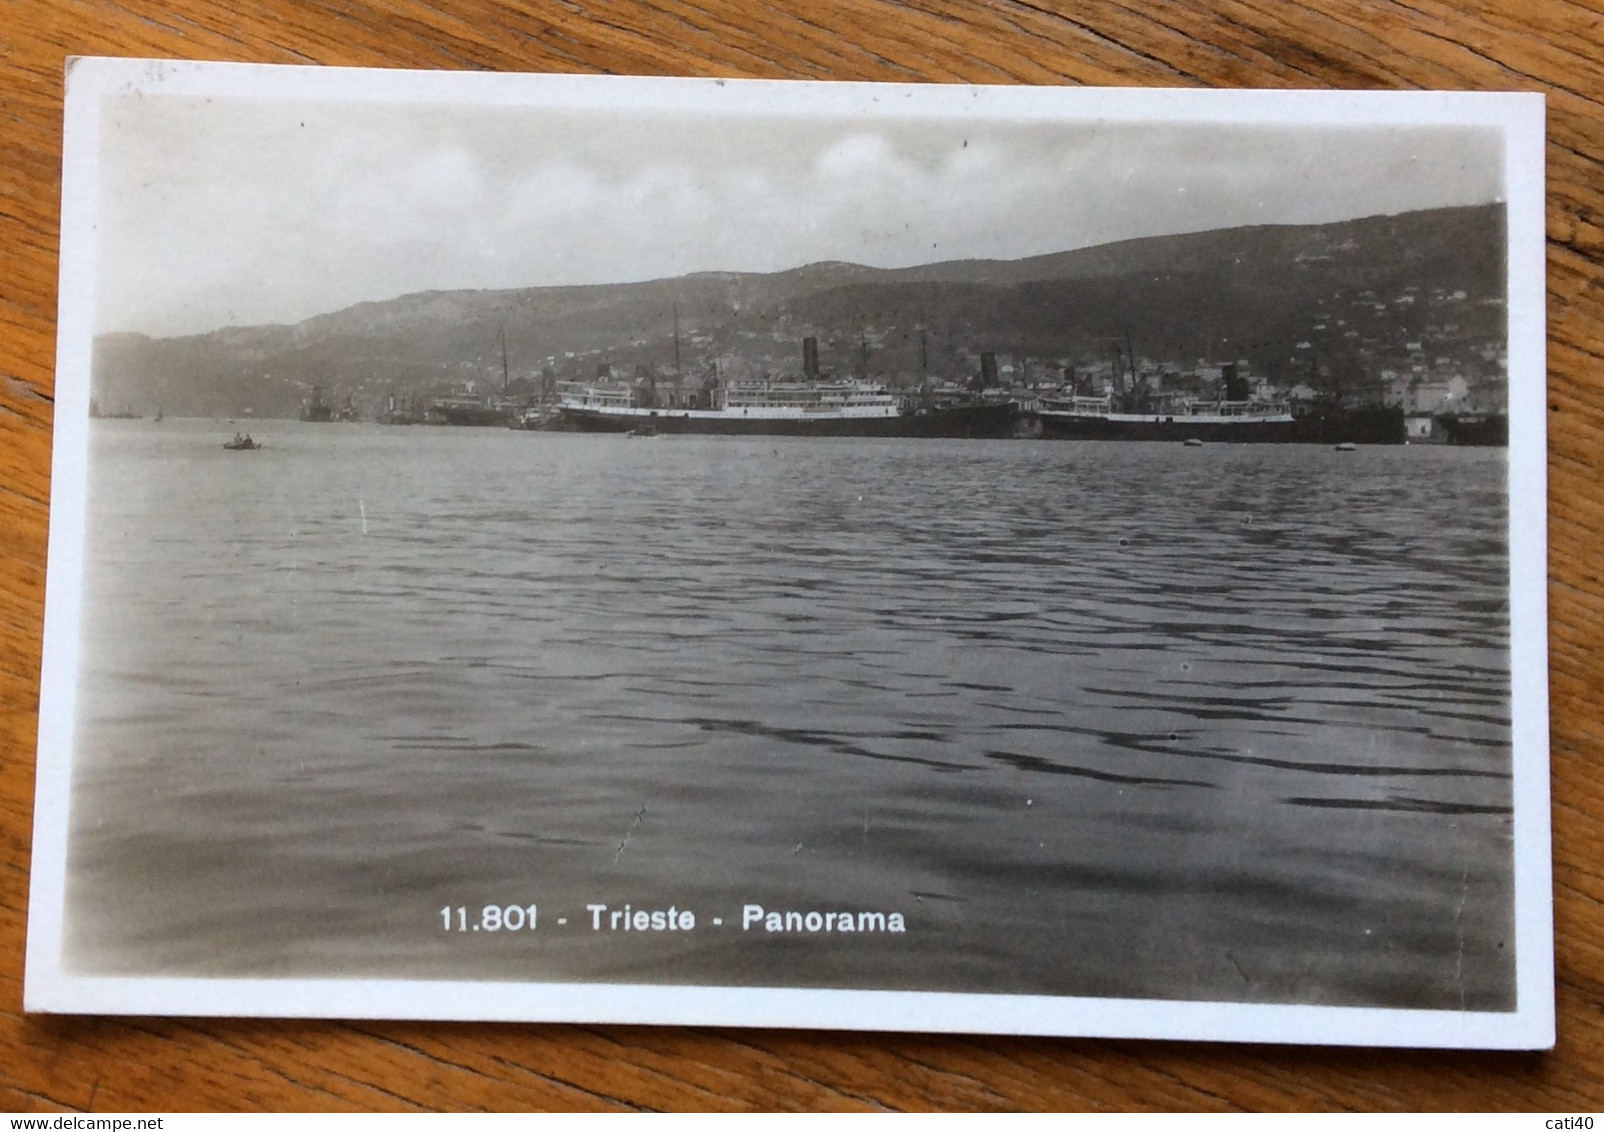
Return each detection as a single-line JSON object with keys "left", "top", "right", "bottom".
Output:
{"left": 26, "top": 60, "right": 1553, "bottom": 1048}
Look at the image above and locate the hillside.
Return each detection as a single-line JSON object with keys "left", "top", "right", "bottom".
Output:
{"left": 91, "top": 203, "right": 1507, "bottom": 419}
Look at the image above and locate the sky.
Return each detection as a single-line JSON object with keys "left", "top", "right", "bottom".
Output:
{"left": 93, "top": 94, "right": 1504, "bottom": 338}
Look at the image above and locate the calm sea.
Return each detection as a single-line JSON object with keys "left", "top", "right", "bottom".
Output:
{"left": 64, "top": 419, "right": 1514, "bottom": 1009}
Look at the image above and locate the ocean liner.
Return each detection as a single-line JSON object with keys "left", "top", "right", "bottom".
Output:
{"left": 1035, "top": 391, "right": 1291, "bottom": 441}
{"left": 558, "top": 377, "right": 1017, "bottom": 437}
{"left": 557, "top": 333, "right": 1017, "bottom": 438}
{"left": 1034, "top": 390, "right": 1405, "bottom": 444}
{"left": 1035, "top": 357, "right": 1405, "bottom": 445}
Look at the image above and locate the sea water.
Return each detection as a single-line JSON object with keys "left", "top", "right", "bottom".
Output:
{"left": 63, "top": 419, "right": 1514, "bottom": 1008}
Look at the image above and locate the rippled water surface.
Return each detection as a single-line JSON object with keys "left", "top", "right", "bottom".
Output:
{"left": 67, "top": 420, "right": 1514, "bottom": 1008}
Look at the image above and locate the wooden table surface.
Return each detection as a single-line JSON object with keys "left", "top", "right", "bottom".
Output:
{"left": 2, "top": 0, "right": 1601, "bottom": 1112}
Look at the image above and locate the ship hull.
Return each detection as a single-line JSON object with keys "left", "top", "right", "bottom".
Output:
{"left": 896, "top": 402, "right": 1019, "bottom": 438}
{"left": 430, "top": 405, "right": 512, "bottom": 427}
{"left": 1035, "top": 406, "right": 1406, "bottom": 445}
{"left": 560, "top": 402, "right": 1017, "bottom": 438}
{"left": 1435, "top": 414, "right": 1508, "bottom": 446}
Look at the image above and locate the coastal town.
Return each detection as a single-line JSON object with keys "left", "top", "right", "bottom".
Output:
{"left": 269, "top": 273, "right": 1507, "bottom": 445}
{"left": 89, "top": 204, "right": 1510, "bottom": 444}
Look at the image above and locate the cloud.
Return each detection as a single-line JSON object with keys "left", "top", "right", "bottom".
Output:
{"left": 92, "top": 97, "right": 1503, "bottom": 337}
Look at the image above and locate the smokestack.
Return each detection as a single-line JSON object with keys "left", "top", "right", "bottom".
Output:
{"left": 1223, "top": 363, "right": 1248, "bottom": 401}
{"left": 980, "top": 352, "right": 998, "bottom": 387}
{"left": 802, "top": 336, "right": 819, "bottom": 381}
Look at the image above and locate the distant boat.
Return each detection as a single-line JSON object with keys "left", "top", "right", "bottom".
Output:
{"left": 89, "top": 399, "right": 142, "bottom": 420}
{"left": 1335, "top": 441, "right": 1358, "bottom": 451}
{"left": 300, "top": 385, "right": 351, "bottom": 422}
{"left": 223, "top": 435, "right": 260, "bottom": 450}
{"left": 1183, "top": 437, "right": 1204, "bottom": 447}
{"left": 431, "top": 326, "right": 518, "bottom": 426}
{"left": 381, "top": 392, "right": 424, "bottom": 426}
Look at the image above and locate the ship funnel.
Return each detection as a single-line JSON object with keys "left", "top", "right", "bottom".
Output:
{"left": 803, "top": 336, "right": 819, "bottom": 381}
{"left": 1223, "top": 363, "right": 1249, "bottom": 401}
{"left": 980, "top": 352, "right": 999, "bottom": 387}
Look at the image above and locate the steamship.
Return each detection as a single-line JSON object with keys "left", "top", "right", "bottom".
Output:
{"left": 558, "top": 379, "right": 1017, "bottom": 437}
{"left": 429, "top": 328, "right": 517, "bottom": 427}
{"left": 1035, "top": 364, "right": 1405, "bottom": 445}
{"left": 557, "top": 334, "right": 1017, "bottom": 438}
{"left": 1036, "top": 391, "right": 1295, "bottom": 441}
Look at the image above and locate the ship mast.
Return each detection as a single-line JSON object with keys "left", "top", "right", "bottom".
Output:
{"left": 499, "top": 324, "right": 509, "bottom": 393}
{"left": 673, "top": 304, "right": 682, "bottom": 379}
{"left": 919, "top": 325, "right": 933, "bottom": 410}
{"left": 1124, "top": 327, "right": 1138, "bottom": 401}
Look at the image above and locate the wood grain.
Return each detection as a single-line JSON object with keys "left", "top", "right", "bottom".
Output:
{"left": 3, "top": 0, "right": 1601, "bottom": 1112}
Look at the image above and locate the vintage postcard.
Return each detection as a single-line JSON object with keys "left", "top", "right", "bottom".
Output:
{"left": 27, "top": 59, "right": 1551, "bottom": 1046}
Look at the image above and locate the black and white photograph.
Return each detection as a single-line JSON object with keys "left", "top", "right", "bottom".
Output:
{"left": 26, "top": 61, "right": 1551, "bottom": 1046}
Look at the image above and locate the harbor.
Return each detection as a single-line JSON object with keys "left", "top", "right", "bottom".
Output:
{"left": 68, "top": 419, "right": 1514, "bottom": 1005}
{"left": 170, "top": 338, "right": 1501, "bottom": 446}
{"left": 87, "top": 203, "right": 1511, "bottom": 448}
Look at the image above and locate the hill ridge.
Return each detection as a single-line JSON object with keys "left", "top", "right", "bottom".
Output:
{"left": 92, "top": 203, "right": 1506, "bottom": 418}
